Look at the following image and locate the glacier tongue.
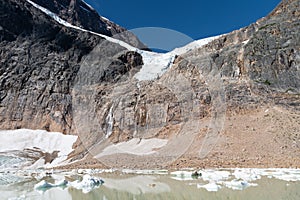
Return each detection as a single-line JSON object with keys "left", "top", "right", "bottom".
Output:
{"left": 134, "top": 51, "right": 176, "bottom": 81}
{"left": 134, "top": 35, "right": 221, "bottom": 81}
{"left": 26, "top": 0, "right": 222, "bottom": 81}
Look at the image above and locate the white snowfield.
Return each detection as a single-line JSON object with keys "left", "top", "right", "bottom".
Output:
{"left": 26, "top": 0, "right": 222, "bottom": 81}
{"left": 97, "top": 138, "right": 168, "bottom": 157}
{"left": 0, "top": 129, "right": 77, "bottom": 168}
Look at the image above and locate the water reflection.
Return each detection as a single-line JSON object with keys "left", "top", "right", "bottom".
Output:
{"left": 104, "top": 176, "right": 171, "bottom": 194}
{"left": 68, "top": 175, "right": 300, "bottom": 200}
{"left": 1, "top": 171, "right": 300, "bottom": 200}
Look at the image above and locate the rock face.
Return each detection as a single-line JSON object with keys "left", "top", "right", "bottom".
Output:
{"left": 68, "top": 0, "right": 300, "bottom": 167}
{"left": 0, "top": 0, "right": 142, "bottom": 133}
{"left": 0, "top": 0, "right": 299, "bottom": 168}
{"left": 178, "top": 0, "right": 300, "bottom": 113}
{"left": 208, "top": 0, "right": 300, "bottom": 92}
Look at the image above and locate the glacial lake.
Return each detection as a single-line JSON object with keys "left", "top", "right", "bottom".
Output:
{"left": 1, "top": 168, "right": 300, "bottom": 200}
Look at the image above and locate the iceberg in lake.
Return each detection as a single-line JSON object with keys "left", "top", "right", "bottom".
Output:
{"left": 197, "top": 182, "right": 221, "bottom": 192}
{"left": 69, "top": 175, "right": 104, "bottom": 193}
{"left": 222, "top": 180, "right": 257, "bottom": 190}
{"left": 34, "top": 179, "right": 68, "bottom": 192}
{"left": 34, "top": 175, "right": 104, "bottom": 194}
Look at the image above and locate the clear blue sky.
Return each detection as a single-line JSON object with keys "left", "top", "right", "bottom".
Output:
{"left": 85, "top": 0, "right": 281, "bottom": 49}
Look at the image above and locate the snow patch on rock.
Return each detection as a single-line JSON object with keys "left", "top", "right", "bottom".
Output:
{"left": 97, "top": 138, "right": 168, "bottom": 157}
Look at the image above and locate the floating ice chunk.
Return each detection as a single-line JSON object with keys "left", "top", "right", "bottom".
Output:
{"left": 69, "top": 175, "right": 104, "bottom": 194}
{"left": 222, "top": 180, "right": 257, "bottom": 190}
{"left": 74, "top": 168, "right": 114, "bottom": 175}
{"left": 35, "top": 175, "right": 104, "bottom": 193}
{"left": 233, "top": 168, "right": 261, "bottom": 182}
{"left": 77, "top": 169, "right": 85, "bottom": 174}
{"left": 122, "top": 169, "right": 168, "bottom": 175}
{"left": 201, "top": 170, "right": 231, "bottom": 182}
{"left": 170, "top": 171, "right": 195, "bottom": 181}
{"left": 171, "top": 170, "right": 231, "bottom": 181}
{"left": 197, "top": 182, "right": 221, "bottom": 192}
{"left": 272, "top": 169, "right": 300, "bottom": 182}
{"left": 34, "top": 179, "right": 68, "bottom": 191}
{"left": 273, "top": 173, "right": 300, "bottom": 182}
{"left": 55, "top": 179, "right": 69, "bottom": 187}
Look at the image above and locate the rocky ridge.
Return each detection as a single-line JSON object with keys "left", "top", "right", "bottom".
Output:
{"left": 29, "top": 0, "right": 147, "bottom": 49}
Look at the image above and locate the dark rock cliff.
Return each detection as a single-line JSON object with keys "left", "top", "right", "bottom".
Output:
{"left": 0, "top": 0, "right": 142, "bottom": 133}
{"left": 189, "top": 0, "right": 300, "bottom": 111}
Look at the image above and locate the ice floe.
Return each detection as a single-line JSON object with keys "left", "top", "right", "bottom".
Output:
{"left": 232, "top": 168, "right": 261, "bottom": 182}
{"left": 69, "top": 174, "right": 104, "bottom": 193}
{"left": 35, "top": 175, "right": 104, "bottom": 194}
{"left": 171, "top": 168, "right": 300, "bottom": 192}
{"left": 122, "top": 169, "right": 168, "bottom": 175}
{"left": 222, "top": 180, "right": 257, "bottom": 190}
{"left": 197, "top": 182, "right": 221, "bottom": 192}
{"left": 200, "top": 170, "right": 231, "bottom": 182}
{"left": 170, "top": 171, "right": 200, "bottom": 181}
{"left": 34, "top": 179, "right": 68, "bottom": 191}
